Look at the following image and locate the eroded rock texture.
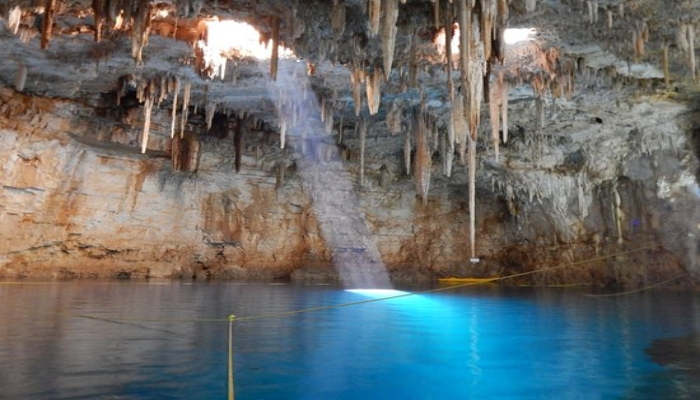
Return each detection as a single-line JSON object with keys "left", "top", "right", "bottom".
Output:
{"left": 0, "top": 0, "right": 699, "bottom": 287}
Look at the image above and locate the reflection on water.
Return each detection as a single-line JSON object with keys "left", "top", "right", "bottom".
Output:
{"left": 1, "top": 281, "right": 700, "bottom": 399}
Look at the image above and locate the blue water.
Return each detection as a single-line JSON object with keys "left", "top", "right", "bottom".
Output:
{"left": 1, "top": 281, "right": 699, "bottom": 399}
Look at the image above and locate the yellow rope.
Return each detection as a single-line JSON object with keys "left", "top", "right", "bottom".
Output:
{"left": 74, "top": 241, "right": 669, "bottom": 324}
{"left": 583, "top": 274, "right": 687, "bottom": 298}
{"left": 66, "top": 241, "right": 681, "bottom": 400}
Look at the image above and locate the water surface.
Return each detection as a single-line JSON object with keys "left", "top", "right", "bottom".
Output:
{"left": 1, "top": 280, "right": 699, "bottom": 399}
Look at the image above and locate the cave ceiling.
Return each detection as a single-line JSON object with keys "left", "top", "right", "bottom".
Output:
{"left": 2, "top": 0, "right": 696, "bottom": 123}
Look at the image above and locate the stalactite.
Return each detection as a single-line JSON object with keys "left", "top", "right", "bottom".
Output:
{"left": 407, "top": 39, "right": 418, "bottom": 88}
{"left": 618, "top": 3, "right": 624, "bottom": 18}
{"left": 369, "top": 0, "right": 381, "bottom": 37}
{"left": 180, "top": 81, "right": 191, "bottom": 138}
{"left": 187, "top": 134, "right": 202, "bottom": 172}
{"left": 8, "top": 6, "right": 21, "bottom": 35}
{"left": 387, "top": 101, "right": 401, "bottom": 135}
{"left": 606, "top": 7, "right": 613, "bottom": 30}
{"left": 41, "top": 0, "right": 57, "bottom": 50}
{"left": 157, "top": 75, "right": 167, "bottom": 106}
{"left": 577, "top": 175, "right": 588, "bottom": 219}
{"left": 359, "top": 117, "right": 367, "bottom": 186}
{"left": 280, "top": 122, "right": 287, "bottom": 149}
{"left": 414, "top": 108, "right": 431, "bottom": 206}
{"left": 93, "top": 0, "right": 104, "bottom": 42}
{"left": 366, "top": 66, "right": 382, "bottom": 115}
{"left": 688, "top": 23, "right": 696, "bottom": 80}
{"left": 677, "top": 22, "right": 690, "bottom": 55}
{"left": 404, "top": 131, "right": 411, "bottom": 176}
{"left": 489, "top": 77, "right": 500, "bottom": 162}
{"left": 480, "top": 0, "right": 496, "bottom": 63}
{"left": 612, "top": 183, "right": 623, "bottom": 245}
{"left": 467, "top": 136, "right": 476, "bottom": 258}
{"left": 14, "top": 62, "right": 27, "bottom": 92}
{"left": 381, "top": 0, "right": 399, "bottom": 80}
{"left": 465, "top": 12, "right": 485, "bottom": 144}
{"left": 234, "top": 117, "right": 244, "bottom": 172}
{"left": 633, "top": 20, "right": 648, "bottom": 59}
{"left": 452, "top": 95, "right": 467, "bottom": 163}
{"left": 131, "top": 0, "right": 151, "bottom": 64}
{"left": 141, "top": 96, "right": 154, "bottom": 153}
{"left": 270, "top": 17, "right": 280, "bottom": 81}
{"left": 442, "top": 131, "right": 454, "bottom": 178}
{"left": 351, "top": 64, "right": 365, "bottom": 116}
{"left": 331, "top": 0, "right": 346, "bottom": 36}
{"left": 457, "top": 0, "right": 471, "bottom": 93}
{"left": 170, "top": 76, "right": 180, "bottom": 138}
{"left": 205, "top": 102, "right": 216, "bottom": 131}
{"left": 501, "top": 73, "right": 508, "bottom": 144}
{"left": 442, "top": 1, "right": 458, "bottom": 168}
{"left": 591, "top": 0, "right": 598, "bottom": 24}
{"left": 444, "top": 0, "right": 455, "bottom": 102}
{"left": 662, "top": 41, "right": 670, "bottom": 88}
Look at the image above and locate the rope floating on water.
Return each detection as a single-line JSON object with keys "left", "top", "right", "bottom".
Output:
{"left": 583, "top": 273, "right": 688, "bottom": 298}
{"left": 72, "top": 241, "right": 675, "bottom": 325}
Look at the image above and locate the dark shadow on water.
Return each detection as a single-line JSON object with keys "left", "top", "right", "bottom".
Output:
{"left": 628, "top": 332, "right": 700, "bottom": 399}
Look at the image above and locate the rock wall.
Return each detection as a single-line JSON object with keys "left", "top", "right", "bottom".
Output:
{"left": 1, "top": 87, "right": 698, "bottom": 287}
{"left": 0, "top": 88, "right": 480, "bottom": 281}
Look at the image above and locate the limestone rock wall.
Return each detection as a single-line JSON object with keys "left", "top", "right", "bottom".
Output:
{"left": 1, "top": 87, "right": 698, "bottom": 287}
{"left": 0, "top": 88, "right": 478, "bottom": 281}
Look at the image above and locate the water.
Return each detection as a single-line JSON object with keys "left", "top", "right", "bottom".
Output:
{"left": 1, "top": 280, "right": 699, "bottom": 400}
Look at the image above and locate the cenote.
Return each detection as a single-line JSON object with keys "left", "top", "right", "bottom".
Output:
{"left": 2, "top": 281, "right": 700, "bottom": 399}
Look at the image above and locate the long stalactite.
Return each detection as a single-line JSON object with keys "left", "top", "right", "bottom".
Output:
{"left": 41, "top": 0, "right": 57, "bottom": 49}
{"left": 414, "top": 105, "right": 431, "bottom": 206}
{"left": 381, "top": 0, "right": 399, "bottom": 80}
{"left": 270, "top": 17, "right": 280, "bottom": 81}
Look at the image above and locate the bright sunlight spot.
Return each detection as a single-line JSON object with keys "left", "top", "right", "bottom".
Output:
{"left": 436, "top": 26, "right": 537, "bottom": 56}
{"left": 504, "top": 28, "right": 537, "bottom": 45}
{"left": 204, "top": 20, "right": 293, "bottom": 60}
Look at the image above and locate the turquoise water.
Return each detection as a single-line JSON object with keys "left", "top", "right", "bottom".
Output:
{"left": 1, "top": 281, "right": 699, "bottom": 399}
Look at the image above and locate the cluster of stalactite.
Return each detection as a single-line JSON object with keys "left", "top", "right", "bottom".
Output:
{"left": 117, "top": 73, "right": 186, "bottom": 153}
{"left": 91, "top": 0, "right": 152, "bottom": 63}
{"left": 436, "top": 0, "right": 508, "bottom": 258}
{"left": 116, "top": 73, "right": 198, "bottom": 170}
{"left": 115, "top": 72, "right": 266, "bottom": 173}
{"left": 6, "top": 6, "right": 36, "bottom": 43}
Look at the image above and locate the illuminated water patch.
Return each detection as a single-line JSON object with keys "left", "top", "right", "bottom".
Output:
{"left": 345, "top": 289, "right": 410, "bottom": 298}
